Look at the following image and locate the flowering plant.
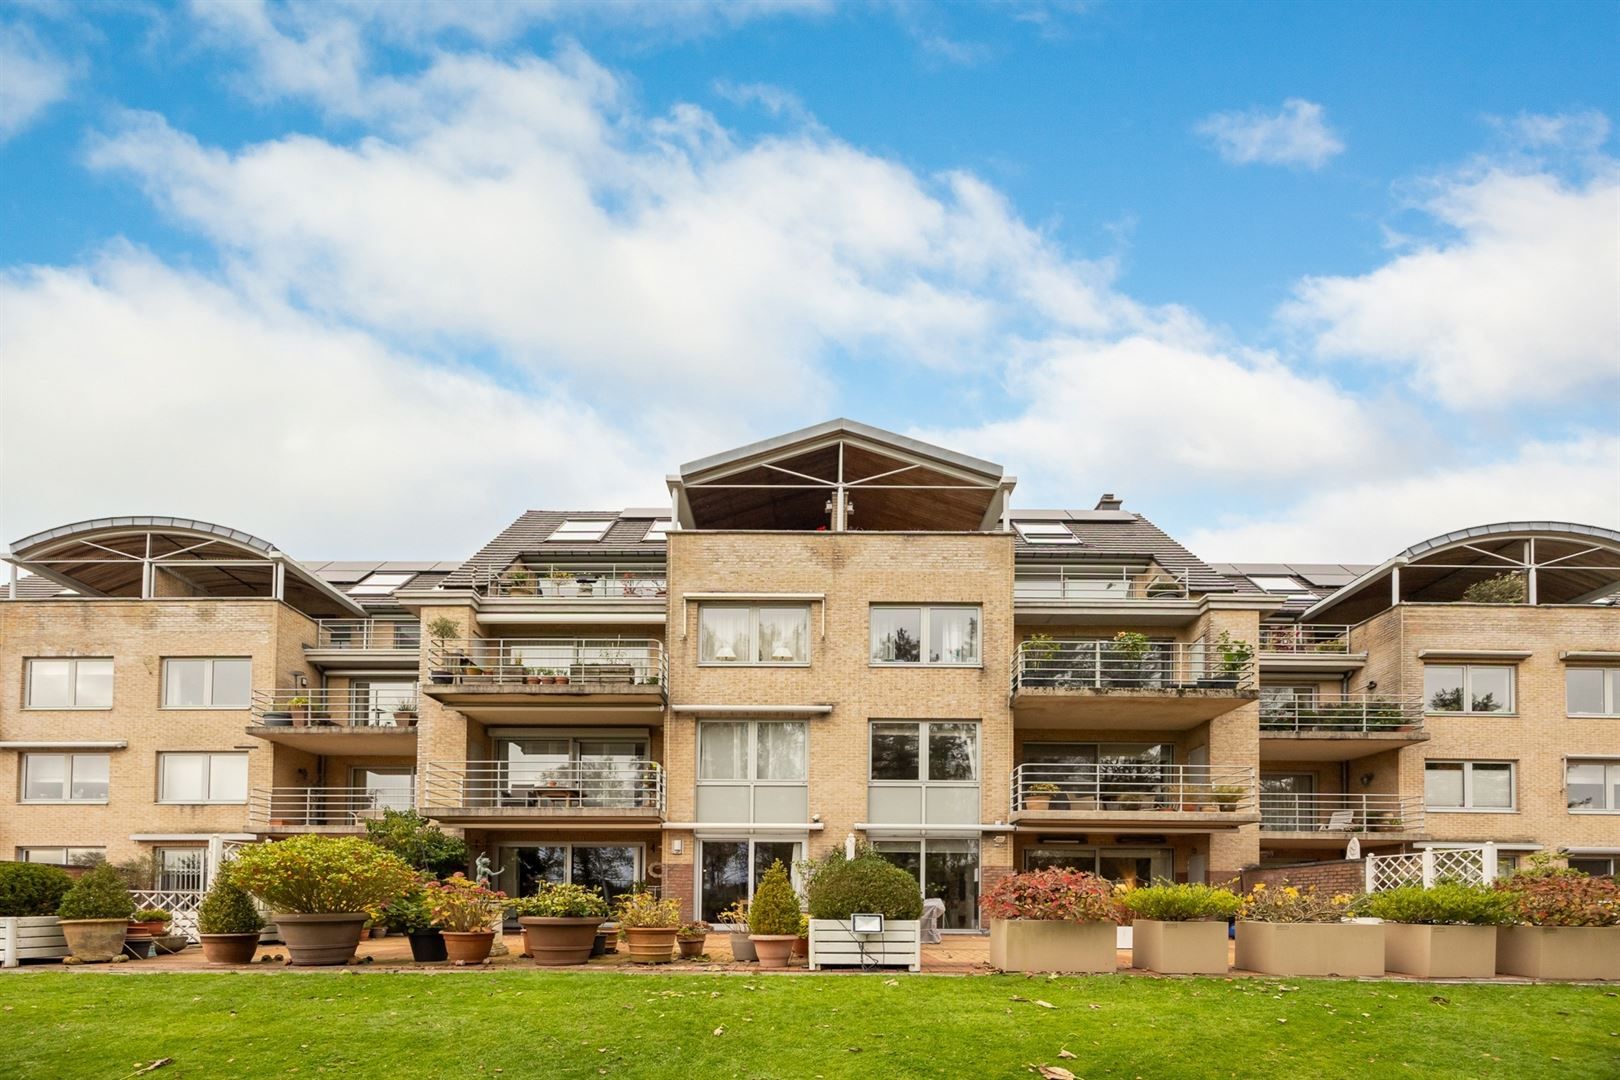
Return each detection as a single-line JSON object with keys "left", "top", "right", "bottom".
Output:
{"left": 979, "top": 868, "right": 1121, "bottom": 924}
{"left": 506, "top": 881, "right": 608, "bottom": 920}
{"left": 1495, "top": 869, "right": 1620, "bottom": 927}
{"left": 228, "top": 835, "right": 416, "bottom": 915}
{"left": 424, "top": 873, "right": 507, "bottom": 932}
{"left": 1238, "top": 882, "right": 1355, "bottom": 923}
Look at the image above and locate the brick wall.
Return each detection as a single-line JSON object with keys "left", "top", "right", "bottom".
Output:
{"left": 1240, "top": 858, "right": 1366, "bottom": 896}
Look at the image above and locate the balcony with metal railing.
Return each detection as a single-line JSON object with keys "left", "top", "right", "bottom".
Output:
{"left": 1259, "top": 792, "right": 1426, "bottom": 842}
{"left": 246, "top": 688, "right": 419, "bottom": 752}
{"left": 247, "top": 786, "right": 413, "bottom": 833}
{"left": 1014, "top": 566, "right": 1190, "bottom": 603}
{"left": 1010, "top": 638, "right": 1258, "bottom": 727}
{"left": 1255, "top": 623, "right": 1366, "bottom": 674}
{"left": 423, "top": 638, "right": 666, "bottom": 717}
{"left": 304, "top": 619, "right": 421, "bottom": 670}
{"left": 1259, "top": 692, "right": 1428, "bottom": 759}
{"left": 477, "top": 563, "right": 667, "bottom": 601}
{"left": 420, "top": 759, "right": 664, "bottom": 824}
{"left": 1010, "top": 762, "right": 1260, "bottom": 827}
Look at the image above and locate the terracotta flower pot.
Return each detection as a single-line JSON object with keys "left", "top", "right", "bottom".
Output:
{"left": 677, "top": 936, "right": 707, "bottom": 959}
{"left": 59, "top": 919, "right": 129, "bottom": 963}
{"left": 751, "top": 934, "right": 797, "bottom": 969}
{"left": 791, "top": 935, "right": 809, "bottom": 960}
{"left": 130, "top": 920, "right": 169, "bottom": 937}
{"left": 442, "top": 930, "right": 496, "bottom": 964}
{"left": 200, "top": 933, "right": 261, "bottom": 965}
{"left": 407, "top": 929, "right": 448, "bottom": 962}
{"left": 519, "top": 917, "right": 602, "bottom": 966}
{"left": 275, "top": 913, "right": 368, "bottom": 966}
{"left": 622, "top": 926, "right": 678, "bottom": 964}
{"left": 1024, "top": 795, "right": 1052, "bottom": 812}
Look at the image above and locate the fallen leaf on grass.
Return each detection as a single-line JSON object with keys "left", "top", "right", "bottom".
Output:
{"left": 124, "top": 1060, "right": 172, "bottom": 1079}
{"left": 712, "top": 1027, "right": 725, "bottom": 1036}
{"left": 1034, "top": 1000, "right": 1056, "bottom": 1009}
{"left": 1058, "top": 1049, "right": 1077, "bottom": 1059}
{"left": 1036, "top": 1067, "right": 1076, "bottom": 1080}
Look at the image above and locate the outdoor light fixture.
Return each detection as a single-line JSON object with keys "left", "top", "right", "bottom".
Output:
{"left": 851, "top": 913, "right": 884, "bottom": 935}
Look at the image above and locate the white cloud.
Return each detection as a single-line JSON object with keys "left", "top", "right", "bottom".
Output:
{"left": 0, "top": 22, "right": 73, "bottom": 142}
{"left": 1195, "top": 98, "right": 1345, "bottom": 169}
{"left": 1281, "top": 165, "right": 1620, "bottom": 408}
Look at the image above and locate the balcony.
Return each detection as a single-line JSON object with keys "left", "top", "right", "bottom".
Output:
{"left": 1010, "top": 762, "right": 1260, "bottom": 828}
{"left": 1259, "top": 793, "right": 1425, "bottom": 843}
{"left": 1014, "top": 566, "right": 1196, "bottom": 626}
{"left": 1010, "top": 639, "right": 1257, "bottom": 728}
{"left": 247, "top": 688, "right": 419, "bottom": 753}
{"left": 304, "top": 619, "right": 421, "bottom": 670}
{"left": 420, "top": 760, "right": 664, "bottom": 824}
{"left": 1260, "top": 694, "right": 1428, "bottom": 760}
{"left": 477, "top": 563, "right": 666, "bottom": 605}
{"left": 248, "top": 787, "right": 412, "bottom": 834}
{"left": 1256, "top": 623, "right": 1366, "bottom": 675}
{"left": 423, "top": 638, "right": 666, "bottom": 721}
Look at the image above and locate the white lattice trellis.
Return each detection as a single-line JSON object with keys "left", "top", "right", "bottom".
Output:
{"left": 127, "top": 836, "right": 256, "bottom": 942}
{"left": 1365, "top": 844, "right": 1502, "bottom": 892}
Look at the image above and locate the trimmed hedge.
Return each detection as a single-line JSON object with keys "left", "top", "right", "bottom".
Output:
{"left": 0, "top": 862, "right": 74, "bottom": 917}
{"left": 806, "top": 852, "right": 923, "bottom": 921}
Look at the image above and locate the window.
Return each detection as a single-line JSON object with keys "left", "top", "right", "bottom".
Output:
{"left": 347, "top": 572, "right": 412, "bottom": 595}
{"left": 21, "top": 754, "right": 109, "bottom": 802}
{"left": 1425, "top": 760, "right": 1515, "bottom": 810}
{"left": 1424, "top": 664, "right": 1515, "bottom": 713}
{"left": 1569, "top": 856, "right": 1617, "bottom": 876}
{"left": 1013, "top": 521, "right": 1079, "bottom": 545}
{"left": 1566, "top": 759, "right": 1620, "bottom": 812}
{"left": 25, "top": 658, "right": 113, "bottom": 708}
{"left": 1249, "top": 576, "right": 1303, "bottom": 592}
{"left": 643, "top": 519, "right": 673, "bottom": 541}
{"left": 547, "top": 519, "right": 612, "bottom": 542}
{"left": 17, "top": 847, "right": 103, "bottom": 866}
{"left": 698, "top": 721, "right": 807, "bottom": 782}
{"left": 162, "top": 658, "right": 251, "bottom": 708}
{"left": 698, "top": 839, "right": 804, "bottom": 923}
{"left": 158, "top": 752, "right": 249, "bottom": 803}
{"left": 351, "top": 680, "right": 417, "bottom": 725}
{"left": 870, "top": 721, "right": 978, "bottom": 782}
{"left": 873, "top": 839, "right": 980, "bottom": 930}
{"left": 1567, "top": 667, "right": 1620, "bottom": 716}
{"left": 156, "top": 848, "right": 205, "bottom": 890}
{"left": 870, "top": 605, "right": 980, "bottom": 665}
{"left": 502, "top": 843, "right": 643, "bottom": 904}
{"left": 698, "top": 605, "right": 810, "bottom": 664}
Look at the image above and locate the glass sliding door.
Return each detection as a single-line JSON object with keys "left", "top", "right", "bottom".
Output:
{"left": 697, "top": 838, "right": 804, "bottom": 923}
{"left": 873, "top": 839, "right": 980, "bottom": 931}
{"left": 501, "top": 843, "right": 642, "bottom": 906}
{"left": 572, "top": 846, "right": 639, "bottom": 903}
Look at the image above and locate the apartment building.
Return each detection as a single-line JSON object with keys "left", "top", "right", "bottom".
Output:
{"left": 4, "top": 421, "right": 1617, "bottom": 925}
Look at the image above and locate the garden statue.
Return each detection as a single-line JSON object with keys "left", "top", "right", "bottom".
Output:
{"left": 473, "top": 852, "right": 509, "bottom": 956}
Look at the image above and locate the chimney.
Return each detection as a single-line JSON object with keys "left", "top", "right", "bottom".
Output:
{"left": 1095, "top": 493, "right": 1123, "bottom": 511}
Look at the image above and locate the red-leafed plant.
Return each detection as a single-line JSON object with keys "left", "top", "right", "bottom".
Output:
{"left": 979, "top": 868, "right": 1121, "bottom": 924}
{"left": 1496, "top": 869, "right": 1620, "bottom": 927}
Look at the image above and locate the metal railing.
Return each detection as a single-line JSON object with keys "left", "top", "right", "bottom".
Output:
{"left": 427, "top": 637, "right": 666, "bottom": 688}
{"left": 1014, "top": 566, "right": 1190, "bottom": 602}
{"left": 1259, "top": 693, "right": 1424, "bottom": 733}
{"left": 313, "top": 619, "right": 421, "bottom": 651}
{"left": 250, "top": 688, "right": 420, "bottom": 727}
{"left": 422, "top": 760, "right": 664, "bottom": 812}
{"left": 478, "top": 564, "right": 667, "bottom": 599}
{"left": 1011, "top": 638, "right": 1255, "bottom": 693}
{"left": 247, "top": 786, "right": 412, "bottom": 827}
{"left": 1257, "top": 624, "right": 1352, "bottom": 654}
{"left": 1011, "top": 762, "right": 1257, "bottom": 813}
{"left": 1258, "top": 793, "right": 1423, "bottom": 834}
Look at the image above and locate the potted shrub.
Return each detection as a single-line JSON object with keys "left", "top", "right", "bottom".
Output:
{"left": 1122, "top": 881, "right": 1241, "bottom": 975}
{"left": 228, "top": 834, "right": 416, "bottom": 966}
{"left": 1020, "top": 633, "right": 1063, "bottom": 687}
{"left": 1210, "top": 785, "right": 1247, "bottom": 812}
{"left": 677, "top": 920, "right": 710, "bottom": 959}
{"left": 1493, "top": 866, "right": 1620, "bottom": 979}
{"left": 509, "top": 882, "right": 608, "bottom": 966}
{"left": 805, "top": 849, "right": 925, "bottom": 971}
{"left": 1234, "top": 883, "right": 1377, "bottom": 976}
{"left": 614, "top": 890, "right": 682, "bottom": 964}
{"left": 0, "top": 861, "right": 74, "bottom": 966}
{"left": 1023, "top": 782, "right": 1060, "bottom": 812}
{"left": 286, "top": 695, "right": 311, "bottom": 725}
{"left": 197, "top": 872, "right": 265, "bottom": 964}
{"left": 1108, "top": 630, "right": 1152, "bottom": 686}
{"left": 553, "top": 668, "right": 570, "bottom": 686}
{"left": 392, "top": 701, "right": 418, "bottom": 725}
{"left": 129, "top": 907, "right": 172, "bottom": 936}
{"left": 424, "top": 874, "right": 507, "bottom": 964}
{"left": 55, "top": 863, "right": 135, "bottom": 963}
{"left": 747, "top": 861, "right": 803, "bottom": 969}
{"left": 524, "top": 667, "right": 544, "bottom": 686}
{"left": 427, "top": 616, "right": 458, "bottom": 683}
{"left": 1202, "top": 631, "right": 1253, "bottom": 689}
{"left": 383, "top": 884, "right": 445, "bottom": 962}
{"left": 982, "top": 867, "right": 1120, "bottom": 973}
{"left": 719, "top": 898, "right": 754, "bottom": 962}
{"left": 1361, "top": 882, "right": 1516, "bottom": 978}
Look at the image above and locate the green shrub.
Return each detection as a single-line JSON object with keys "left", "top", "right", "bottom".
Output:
{"left": 0, "top": 862, "right": 74, "bottom": 917}
{"left": 381, "top": 884, "right": 436, "bottom": 934}
{"left": 363, "top": 809, "right": 468, "bottom": 878}
{"left": 133, "top": 907, "right": 172, "bottom": 923}
{"left": 1362, "top": 882, "right": 1518, "bottom": 925}
{"left": 1121, "top": 881, "right": 1242, "bottom": 922}
{"left": 228, "top": 835, "right": 416, "bottom": 915}
{"left": 197, "top": 875, "right": 265, "bottom": 935}
{"left": 805, "top": 851, "right": 923, "bottom": 921}
{"left": 56, "top": 863, "right": 135, "bottom": 921}
{"left": 507, "top": 882, "right": 609, "bottom": 920}
{"left": 748, "top": 861, "right": 802, "bottom": 935}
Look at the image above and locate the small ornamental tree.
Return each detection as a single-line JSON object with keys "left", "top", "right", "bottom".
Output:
{"left": 364, "top": 809, "right": 468, "bottom": 879}
{"left": 56, "top": 863, "right": 136, "bottom": 921}
{"left": 0, "top": 862, "right": 73, "bottom": 917}
{"left": 228, "top": 835, "right": 416, "bottom": 915}
{"left": 613, "top": 891, "right": 682, "bottom": 929}
{"left": 980, "top": 868, "right": 1120, "bottom": 924}
{"left": 197, "top": 875, "right": 265, "bottom": 936}
{"left": 747, "top": 861, "right": 802, "bottom": 936}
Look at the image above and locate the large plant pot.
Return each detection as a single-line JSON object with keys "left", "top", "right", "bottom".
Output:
{"left": 199, "top": 933, "right": 261, "bottom": 965}
{"left": 623, "top": 926, "right": 678, "bottom": 964}
{"left": 58, "top": 919, "right": 128, "bottom": 963}
{"left": 407, "top": 929, "right": 448, "bottom": 963}
{"left": 1496, "top": 925, "right": 1620, "bottom": 980}
{"left": 1383, "top": 923, "right": 1496, "bottom": 979}
{"left": 518, "top": 917, "right": 602, "bottom": 966}
{"left": 990, "top": 919, "right": 1115, "bottom": 973}
{"left": 751, "top": 934, "right": 797, "bottom": 969}
{"left": 728, "top": 932, "right": 757, "bottom": 962}
{"left": 275, "top": 912, "right": 367, "bottom": 966}
{"left": 1234, "top": 921, "right": 1382, "bottom": 977}
{"left": 1131, "top": 919, "right": 1229, "bottom": 975}
{"left": 442, "top": 930, "right": 495, "bottom": 964}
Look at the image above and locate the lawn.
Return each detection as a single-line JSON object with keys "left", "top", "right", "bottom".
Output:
{"left": 1, "top": 971, "right": 1616, "bottom": 1079}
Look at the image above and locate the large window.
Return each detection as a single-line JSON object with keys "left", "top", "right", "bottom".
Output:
{"left": 870, "top": 722, "right": 978, "bottom": 782}
{"left": 26, "top": 658, "right": 114, "bottom": 709}
{"left": 502, "top": 843, "right": 642, "bottom": 905}
{"left": 698, "top": 721, "right": 807, "bottom": 782}
{"left": 1566, "top": 759, "right": 1620, "bottom": 812}
{"left": 1569, "top": 856, "right": 1617, "bottom": 876}
{"left": 1567, "top": 668, "right": 1620, "bottom": 716}
{"left": 162, "top": 658, "right": 251, "bottom": 708}
{"left": 158, "top": 752, "right": 249, "bottom": 804}
{"left": 1424, "top": 664, "right": 1514, "bottom": 714}
{"left": 698, "top": 839, "right": 803, "bottom": 924}
{"left": 872, "top": 839, "right": 980, "bottom": 930}
{"left": 870, "top": 606, "right": 980, "bottom": 666}
{"left": 698, "top": 605, "right": 810, "bottom": 664}
{"left": 1424, "top": 760, "right": 1515, "bottom": 811}
{"left": 21, "top": 753, "right": 109, "bottom": 803}
{"left": 156, "top": 848, "right": 206, "bottom": 890}
{"left": 18, "top": 847, "right": 104, "bottom": 866}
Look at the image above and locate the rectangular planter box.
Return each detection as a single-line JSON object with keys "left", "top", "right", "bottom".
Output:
{"left": 1496, "top": 925, "right": 1620, "bottom": 981}
{"left": 1383, "top": 923, "right": 1497, "bottom": 979}
{"left": 1, "top": 916, "right": 70, "bottom": 967}
{"left": 1234, "top": 921, "right": 1383, "bottom": 977}
{"left": 1132, "top": 919, "right": 1229, "bottom": 975}
{"left": 808, "top": 919, "right": 920, "bottom": 971}
{"left": 989, "top": 919, "right": 1115, "bottom": 973}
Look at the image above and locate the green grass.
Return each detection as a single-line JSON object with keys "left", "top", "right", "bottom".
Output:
{"left": 1, "top": 971, "right": 1616, "bottom": 1079}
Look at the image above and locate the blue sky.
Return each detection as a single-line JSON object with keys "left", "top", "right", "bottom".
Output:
{"left": 1, "top": 0, "right": 1616, "bottom": 562}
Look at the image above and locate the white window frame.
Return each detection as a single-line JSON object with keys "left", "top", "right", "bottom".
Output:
{"left": 1423, "top": 663, "right": 1516, "bottom": 715}
{"left": 1013, "top": 521, "right": 1079, "bottom": 545}
{"left": 697, "top": 720, "right": 808, "bottom": 784}
{"left": 643, "top": 520, "right": 673, "bottom": 541}
{"left": 347, "top": 572, "right": 413, "bottom": 595}
{"left": 1565, "top": 666, "right": 1620, "bottom": 717}
{"left": 547, "top": 519, "right": 613, "bottom": 542}
{"left": 17, "top": 846, "right": 104, "bottom": 866}
{"left": 20, "top": 753, "right": 110, "bottom": 804}
{"left": 157, "top": 751, "right": 250, "bottom": 805}
{"left": 161, "top": 657, "right": 252, "bottom": 709}
{"left": 24, "top": 657, "right": 114, "bottom": 709}
{"left": 1424, "top": 759, "right": 1517, "bottom": 812}
{"left": 697, "top": 604, "right": 811, "bottom": 666}
{"left": 1564, "top": 757, "right": 1620, "bottom": 814}
{"left": 868, "top": 720, "right": 980, "bottom": 785}
{"left": 869, "top": 605, "right": 983, "bottom": 667}
{"left": 696, "top": 836, "right": 807, "bottom": 925}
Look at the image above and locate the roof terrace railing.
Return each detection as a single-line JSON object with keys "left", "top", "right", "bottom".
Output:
{"left": 312, "top": 618, "right": 421, "bottom": 651}
{"left": 1258, "top": 624, "right": 1352, "bottom": 655}
{"left": 1013, "top": 566, "right": 1190, "bottom": 602}
{"left": 1011, "top": 638, "right": 1255, "bottom": 694}
{"left": 478, "top": 564, "right": 667, "bottom": 599}
{"left": 1259, "top": 793, "right": 1424, "bottom": 834}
